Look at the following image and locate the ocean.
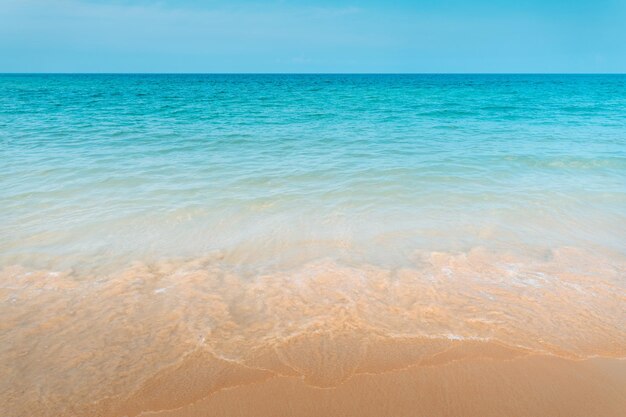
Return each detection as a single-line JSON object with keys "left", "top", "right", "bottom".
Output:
{"left": 1, "top": 74, "right": 625, "bottom": 416}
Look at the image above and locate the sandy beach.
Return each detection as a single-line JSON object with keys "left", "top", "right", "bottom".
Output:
{"left": 2, "top": 74, "right": 625, "bottom": 416}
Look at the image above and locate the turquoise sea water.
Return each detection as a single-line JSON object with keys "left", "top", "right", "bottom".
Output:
{"left": 1, "top": 74, "right": 625, "bottom": 272}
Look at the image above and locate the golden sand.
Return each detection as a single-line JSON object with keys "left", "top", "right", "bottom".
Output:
{"left": 1, "top": 247, "right": 625, "bottom": 416}
{"left": 114, "top": 354, "right": 626, "bottom": 417}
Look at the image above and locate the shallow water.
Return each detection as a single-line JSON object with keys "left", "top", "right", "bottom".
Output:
{"left": 1, "top": 74, "right": 625, "bottom": 416}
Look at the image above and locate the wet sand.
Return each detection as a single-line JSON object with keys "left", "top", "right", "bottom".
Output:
{"left": 1, "top": 247, "right": 625, "bottom": 416}
{"left": 114, "top": 354, "right": 626, "bottom": 417}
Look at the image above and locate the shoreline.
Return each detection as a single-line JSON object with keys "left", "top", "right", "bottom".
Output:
{"left": 2, "top": 246, "right": 625, "bottom": 416}
{"left": 8, "top": 347, "right": 626, "bottom": 417}
{"left": 114, "top": 354, "right": 626, "bottom": 417}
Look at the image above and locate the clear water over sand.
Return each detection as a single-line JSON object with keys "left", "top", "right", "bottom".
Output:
{"left": 1, "top": 74, "right": 625, "bottom": 416}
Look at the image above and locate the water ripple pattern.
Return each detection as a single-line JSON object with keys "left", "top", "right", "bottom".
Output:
{"left": 2, "top": 74, "right": 626, "bottom": 417}
{"left": 1, "top": 74, "right": 625, "bottom": 272}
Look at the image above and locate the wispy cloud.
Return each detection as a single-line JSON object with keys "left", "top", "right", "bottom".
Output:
{"left": 1, "top": 0, "right": 625, "bottom": 72}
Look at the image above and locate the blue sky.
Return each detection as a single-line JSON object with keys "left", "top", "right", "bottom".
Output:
{"left": 1, "top": 0, "right": 625, "bottom": 73}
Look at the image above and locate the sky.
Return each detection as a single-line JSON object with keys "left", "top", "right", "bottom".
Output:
{"left": 1, "top": 0, "right": 625, "bottom": 73}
